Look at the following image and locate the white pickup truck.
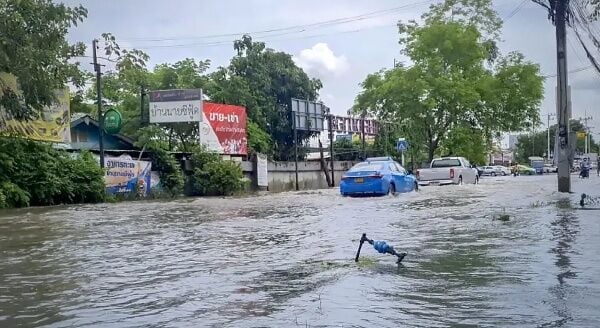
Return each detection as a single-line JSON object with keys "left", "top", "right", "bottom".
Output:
{"left": 416, "top": 157, "right": 479, "bottom": 186}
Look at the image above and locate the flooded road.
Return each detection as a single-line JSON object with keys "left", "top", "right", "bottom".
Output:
{"left": 1, "top": 175, "right": 600, "bottom": 327}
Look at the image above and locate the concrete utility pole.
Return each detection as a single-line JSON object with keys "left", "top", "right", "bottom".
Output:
{"left": 555, "top": 0, "right": 571, "bottom": 192}
{"left": 92, "top": 39, "right": 105, "bottom": 169}
{"left": 547, "top": 113, "right": 555, "bottom": 161}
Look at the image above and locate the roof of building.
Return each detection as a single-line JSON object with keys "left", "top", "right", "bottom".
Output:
{"left": 70, "top": 113, "right": 135, "bottom": 146}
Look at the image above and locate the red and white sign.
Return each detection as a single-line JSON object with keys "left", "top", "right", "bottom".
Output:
{"left": 199, "top": 102, "right": 247, "bottom": 155}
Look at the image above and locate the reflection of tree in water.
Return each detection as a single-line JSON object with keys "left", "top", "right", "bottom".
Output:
{"left": 0, "top": 210, "right": 78, "bottom": 327}
{"left": 544, "top": 210, "right": 579, "bottom": 327}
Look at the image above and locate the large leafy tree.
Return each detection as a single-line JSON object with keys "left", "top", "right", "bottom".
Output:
{"left": 355, "top": 0, "right": 544, "bottom": 162}
{"left": 208, "top": 35, "right": 322, "bottom": 160}
{"left": 0, "top": 0, "right": 87, "bottom": 118}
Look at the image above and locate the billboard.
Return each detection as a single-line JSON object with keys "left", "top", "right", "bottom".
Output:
{"left": 148, "top": 89, "right": 203, "bottom": 123}
{"left": 329, "top": 115, "right": 379, "bottom": 135}
{"left": 104, "top": 155, "right": 152, "bottom": 196}
{"left": 199, "top": 102, "right": 247, "bottom": 155}
{"left": 0, "top": 88, "right": 71, "bottom": 143}
{"left": 257, "top": 153, "right": 268, "bottom": 187}
{"left": 291, "top": 98, "right": 326, "bottom": 131}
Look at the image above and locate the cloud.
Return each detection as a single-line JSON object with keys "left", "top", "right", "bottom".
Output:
{"left": 293, "top": 43, "right": 349, "bottom": 77}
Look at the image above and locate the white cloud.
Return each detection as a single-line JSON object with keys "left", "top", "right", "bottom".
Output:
{"left": 293, "top": 43, "right": 349, "bottom": 77}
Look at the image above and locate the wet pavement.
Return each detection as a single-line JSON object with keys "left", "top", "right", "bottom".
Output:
{"left": 1, "top": 175, "right": 600, "bottom": 327}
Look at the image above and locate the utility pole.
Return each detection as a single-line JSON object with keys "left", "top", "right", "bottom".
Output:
{"left": 555, "top": 0, "right": 571, "bottom": 192}
{"left": 547, "top": 113, "right": 555, "bottom": 162}
{"left": 328, "top": 112, "right": 335, "bottom": 187}
{"left": 580, "top": 111, "right": 593, "bottom": 154}
{"left": 140, "top": 85, "right": 147, "bottom": 127}
{"left": 361, "top": 110, "right": 366, "bottom": 159}
{"left": 92, "top": 39, "right": 105, "bottom": 169}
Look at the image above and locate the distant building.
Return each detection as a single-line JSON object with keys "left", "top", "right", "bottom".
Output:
{"left": 69, "top": 113, "right": 136, "bottom": 151}
{"left": 507, "top": 134, "right": 519, "bottom": 150}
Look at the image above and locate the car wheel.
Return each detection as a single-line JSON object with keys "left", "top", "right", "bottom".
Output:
{"left": 502, "top": 172, "right": 506, "bottom": 176}
{"left": 492, "top": 172, "right": 497, "bottom": 176}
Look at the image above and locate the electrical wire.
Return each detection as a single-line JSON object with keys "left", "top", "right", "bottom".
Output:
{"left": 119, "top": 0, "right": 434, "bottom": 43}
{"left": 504, "top": 0, "right": 528, "bottom": 21}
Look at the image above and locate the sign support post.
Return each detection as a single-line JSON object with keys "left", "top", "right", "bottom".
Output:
{"left": 294, "top": 118, "right": 299, "bottom": 191}
{"left": 328, "top": 114, "right": 335, "bottom": 187}
{"left": 396, "top": 138, "right": 409, "bottom": 167}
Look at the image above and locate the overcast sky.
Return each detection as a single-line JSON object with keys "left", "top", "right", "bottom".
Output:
{"left": 63, "top": 0, "right": 600, "bottom": 135}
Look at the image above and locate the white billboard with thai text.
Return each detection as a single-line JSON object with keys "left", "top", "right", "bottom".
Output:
{"left": 149, "top": 89, "right": 203, "bottom": 123}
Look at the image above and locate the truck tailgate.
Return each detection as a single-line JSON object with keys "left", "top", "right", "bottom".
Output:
{"left": 418, "top": 168, "right": 451, "bottom": 181}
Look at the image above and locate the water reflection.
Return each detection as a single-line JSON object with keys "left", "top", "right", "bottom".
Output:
{"left": 542, "top": 204, "right": 579, "bottom": 327}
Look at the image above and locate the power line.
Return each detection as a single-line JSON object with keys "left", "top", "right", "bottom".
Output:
{"left": 542, "top": 64, "right": 594, "bottom": 78}
{"left": 119, "top": 0, "right": 434, "bottom": 45}
{"left": 504, "top": 0, "right": 528, "bottom": 21}
{"left": 133, "top": 24, "right": 398, "bottom": 50}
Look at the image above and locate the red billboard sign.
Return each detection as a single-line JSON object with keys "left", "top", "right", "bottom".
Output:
{"left": 200, "top": 102, "right": 247, "bottom": 155}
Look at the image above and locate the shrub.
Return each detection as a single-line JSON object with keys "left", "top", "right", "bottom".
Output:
{"left": 0, "top": 137, "right": 105, "bottom": 208}
{"left": 186, "top": 147, "right": 246, "bottom": 196}
{"left": 149, "top": 148, "right": 185, "bottom": 197}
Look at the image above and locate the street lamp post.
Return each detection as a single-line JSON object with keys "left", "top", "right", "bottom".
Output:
{"left": 547, "top": 113, "right": 555, "bottom": 162}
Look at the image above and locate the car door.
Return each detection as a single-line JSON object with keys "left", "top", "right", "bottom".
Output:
{"left": 395, "top": 162, "right": 413, "bottom": 191}
{"left": 388, "top": 162, "right": 403, "bottom": 191}
{"left": 461, "top": 158, "right": 476, "bottom": 183}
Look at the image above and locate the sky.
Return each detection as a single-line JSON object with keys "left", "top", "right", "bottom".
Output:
{"left": 63, "top": 0, "right": 600, "bottom": 137}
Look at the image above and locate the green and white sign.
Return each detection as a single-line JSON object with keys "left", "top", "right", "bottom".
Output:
{"left": 104, "top": 108, "right": 122, "bottom": 134}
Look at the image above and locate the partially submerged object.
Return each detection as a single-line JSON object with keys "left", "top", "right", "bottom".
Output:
{"left": 355, "top": 233, "right": 407, "bottom": 264}
{"left": 579, "top": 193, "right": 600, "bottom": 207}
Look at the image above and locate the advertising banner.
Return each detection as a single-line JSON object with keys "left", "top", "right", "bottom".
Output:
{"left": 256, "top": 153, "right": 268, "bottom": 187}
{"left": 104, "top": 155, "right": 152, "bottom": 196}
{"left": 0, "top": 88, "right": 71, "bottom": 143}
{"left": 148, "top": 89, "right": 203, "bottom": 123}
{"left": 199, "top": 102, "right": 247, "bottom": 155}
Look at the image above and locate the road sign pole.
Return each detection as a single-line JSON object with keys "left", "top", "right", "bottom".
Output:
{"left": 294, "top": 118, "right": 299, "bottom": 191}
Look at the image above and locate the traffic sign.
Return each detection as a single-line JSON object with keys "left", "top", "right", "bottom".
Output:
{"left": 396, "top": 138, "right": 408, "bottom": 152}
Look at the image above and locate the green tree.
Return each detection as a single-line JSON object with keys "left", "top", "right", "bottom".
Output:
{"left": 208, "top": 35, "right": 322, "bottom": 160}
{"left": 440, "top": 125, "right": 488, "bottom": 165}
{"left": 0, "top": 0, "right": 87, "bottom": 118}
{"left": 135, "top": 126, "right": 184, "bottom": 197}
{"left": 355, "top": 0, "right": 544, "bottom": 162}
{"left": 515, "top": 120, "right": 599, "bottom": 162}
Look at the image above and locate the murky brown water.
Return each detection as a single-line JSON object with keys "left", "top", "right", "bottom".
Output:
{"left": 1, "top": 175, "right": 600, "bottom": 327}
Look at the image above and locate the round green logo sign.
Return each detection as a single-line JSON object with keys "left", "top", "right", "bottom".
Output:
{"left": 104, "top": 108, "right": 122, "bottom": 134}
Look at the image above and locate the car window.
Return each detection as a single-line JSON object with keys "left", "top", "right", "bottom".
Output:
{"left": 348, "top": 163, "right": 384, "bottom": 172}
{"left": 394, "top": 162, "right": 407, "bottom": 174}
{"left": 388, "top": 163, "right": 399, "bottom": 172}
{"left": 431, "top": 159, "right": 462, "bottom": 168}
{"left": 463, "top": 159, "right": 471, "bottom": 167}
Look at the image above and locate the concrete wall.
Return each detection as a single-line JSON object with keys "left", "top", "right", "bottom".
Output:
{"left": 241, "top": 160, "right": 356, "bottom": 192}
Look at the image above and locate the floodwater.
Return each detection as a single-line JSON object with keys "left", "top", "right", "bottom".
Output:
{"left": 1, "top": 175, "right": 600, "bottom": 327}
